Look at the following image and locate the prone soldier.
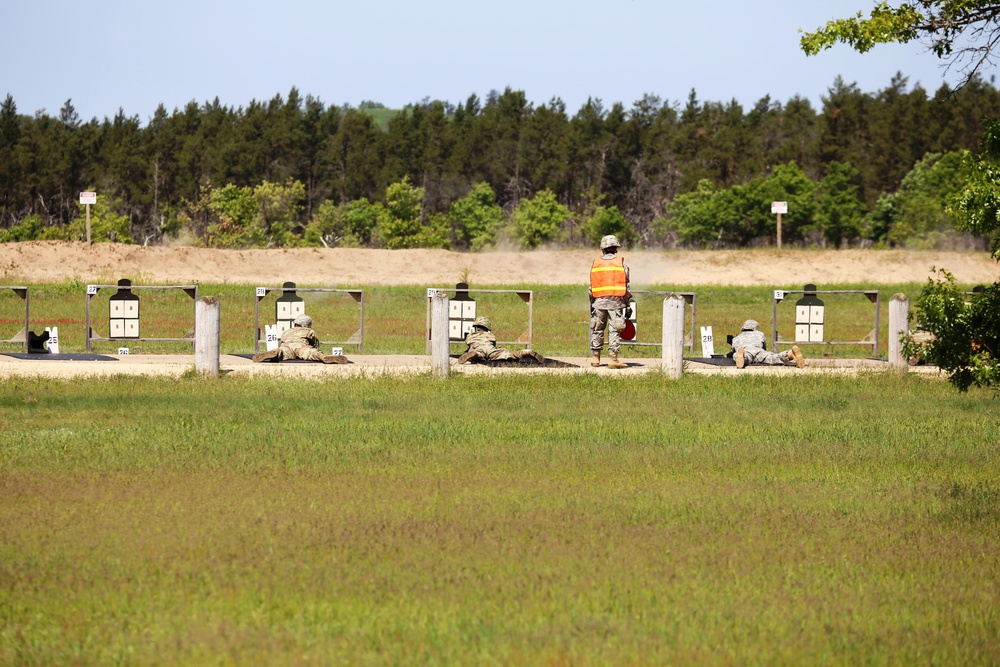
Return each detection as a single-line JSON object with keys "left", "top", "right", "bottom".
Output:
{"left": 456, "top": 316, "right": 544, "bottom": 364}
{"left": 252, "top": 314, "right": 349, "bottom": 364}
{"left": 729, "top": 319, "right": 805, "bottom": 368}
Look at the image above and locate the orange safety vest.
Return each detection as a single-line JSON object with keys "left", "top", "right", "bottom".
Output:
{"left": 590, "top": 256, "right": 627, "bottom": 297}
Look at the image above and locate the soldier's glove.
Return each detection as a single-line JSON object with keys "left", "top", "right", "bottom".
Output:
{"left": 624, "top": 306, "right": 632, "bottom": 320}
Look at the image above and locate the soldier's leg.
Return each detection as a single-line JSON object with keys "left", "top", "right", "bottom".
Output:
{"left": 252, "top": 349, "right": 280, "bottom": 362}
{"left": 607, "top": 309, "right": 626, "bottom": 354}
{"left": 606, "top": 309, "right": 628, "bottom": 368}
{"left": 751, "top": 349, "right": 796, "bottom": 366}
{"left": 293, "top": 346, "right": 326, "bottom": 362}
{"left": 487, "top": 348, "right": 516, "bottom": 361}
{"left": 512, "top": 349, "right": 545, "bottom": 363}
{"left": 766, "top": 346, "right": 804, "bottom": 367}
{"left": 590, "top": 310, "right": 609, "bottom": 352}
{"left": 457, "top": 344, "right": 487, "bottom": 364}
{"left": 252, "top": 345, "right": 289, "bottom": 362}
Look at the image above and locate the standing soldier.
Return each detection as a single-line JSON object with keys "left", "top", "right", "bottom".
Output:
{"left": 589, "top": 234, "right": 630, "bottom": 369}
{"left": 456, "top": 316, "right": 545, "bottom": 364}
{"left": 252, "top": 314, "right": 348, "bottom": 364}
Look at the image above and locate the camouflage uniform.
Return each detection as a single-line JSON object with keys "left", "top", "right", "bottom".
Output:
{"left": 463, "top": 329, "right": 531, "bottom": 361}
{"left": 590, "top": 257, "right": 630, "bottom": 355}
{"left": 458, "top": 317, "right": 542, "bottom": 364}
{"left": 730, "top": 319, "right": 801, "bottom": 367}
{"left": 252, "top": 313, "right": 347, "bottom": 364}
{"left": 274, "top": 325, "right": 325, "bottom": 361}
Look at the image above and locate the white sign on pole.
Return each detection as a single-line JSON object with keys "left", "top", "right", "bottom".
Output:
{"left": 771, "top": 201, "right": 788, "bottom": 214}
{"left": 80, "top": 191, "right": 97, "bottom": 205}
{"left": 264, "top": 324, "right": 280, "bottom": 351}
{"left": 700, "top": 326, "right": 715, "bottom": 358}
{"left": 45, "top": 326, "right": 60, "bottom": 354}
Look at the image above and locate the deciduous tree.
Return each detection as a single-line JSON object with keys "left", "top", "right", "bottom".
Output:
{"left": 511, "top": 189, "right": 570, "bottom": 249}
{"left": 804, "top": 1, "right": 1000, "bottom": 387}
{"left": 448, "top": 181, "right": 506, "bottom": 251}
{"left": 801, "top": 1, "right": 1000, "bottom": 88}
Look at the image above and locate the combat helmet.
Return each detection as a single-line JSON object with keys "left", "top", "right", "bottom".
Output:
{"left": 741, "top": 319, "right": 759, "bottom": 331}
{"left": 473, "top": 316, "right": 492, "bottom": 330}
{"left": 294, "top": 314, "right": 313, "bottom": 328}
{"left": 600, "top": 234, "right": 621, "bottom": 251}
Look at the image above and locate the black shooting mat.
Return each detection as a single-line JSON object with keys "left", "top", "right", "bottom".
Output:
{"left": 453, "top": 356, "right": 579, "bottom": 369}
{"left": 686, "top": 356, "right": 737, "bottom": 366}
{"left": 231, "top": 354, "right": 353, "bottom": 364}
{"left": 0, "top": 353, "right": 119, "bottom": 361}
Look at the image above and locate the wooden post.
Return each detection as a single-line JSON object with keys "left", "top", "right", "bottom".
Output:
{"left": 776, "top": 212, "right": 782, "bottom": 250}
{"left": 888, "top": 293, "right": 909, "bottom": 371}
{"left": 85, "top": 203, "right": 91, "bottom": 244}
{"left": 430, "top": 291, "right": 450, "bottom": 378}
{"left": 195, "top": 296, "right": 219, "bottom": 376}
{"left": 662, "top": 294, "right": 685, "bottom": 379}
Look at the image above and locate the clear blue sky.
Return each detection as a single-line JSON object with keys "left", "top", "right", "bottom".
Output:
{"left": 3, "top": 0, "right": 979, "bottom": 124}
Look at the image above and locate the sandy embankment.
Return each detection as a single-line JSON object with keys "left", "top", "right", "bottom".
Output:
{"left": 1, "top": 241, "right": 997, "bottom": 286}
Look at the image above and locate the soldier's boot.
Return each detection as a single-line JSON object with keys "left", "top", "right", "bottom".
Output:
{"left": 590, "top": 350, "right": 601, "bottom": 367}
{"left": 527, "top": 350, "right": 545, "bottom": 364}
{"left": 608, "top": 351, "right": 628, "bottom": 369}
{"left": 457, "top": 350, "right": 478, "bottom": 364}
{"left": 734, "top": 346, "right": 746, "bottom": 369}
{"left": 252, "top": 349, "right": 281, "bottom": 363}
{"left": 321, "top": 354, "right": 349, "bottom": 364}
{"left": 790, "top": 345, "right": 805, "bottom": 369}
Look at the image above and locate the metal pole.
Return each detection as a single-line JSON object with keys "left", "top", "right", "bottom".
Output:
{"left": 425, "top": 296, "right": 432, "bottom": 355}
{"left": 358, "top": 291, "right": 365, "bottom": 352}
{"left": 23, "top": 288, "right": 30, "bottom": 353}
{"left": 662, "top": 295, "right": 685, "bottom": 379}
{"left": 195, "top": 296, "right": 221, "bottom": 376}
{"left": 772, "top": 296, "right": 778, "bottom": 353}
{"left": 430, "top": 292, "right": 450, "bottom": 378}
{"left": 86, "top": 203, "right": 91, "bottom": 244}
{"left": 888, "top": 293, "right": 909, "bottom": 371}
{"left": 873, "top": 291, "right": 881, "bottom": 358}
{"left": 254, "top": 291, "right": 262, "bottom": 354}
{"left": 86, "top": 292, "right": 92, "bottom": 352}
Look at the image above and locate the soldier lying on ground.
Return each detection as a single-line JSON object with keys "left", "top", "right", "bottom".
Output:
{"left": 456, "top": 316, "right": 545, "bottom": 364}
{"left": 252, "top": 314, "right": 349, "bottom": 364}
{"left": 729, "top": 319, "right": 805, "bottom": 369}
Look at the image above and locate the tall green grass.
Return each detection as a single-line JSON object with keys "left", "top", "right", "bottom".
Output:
{"left": 1, "top": 280, "right": 943, "bottom": 358}
{"left": 1, "top": 374, "right": 997, "bottom": 664}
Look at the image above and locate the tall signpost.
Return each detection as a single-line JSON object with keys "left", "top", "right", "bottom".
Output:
{"left": 80, "top": 191, "right": 97, "bottom": 243}
{"left": 771, "top": 201, "right": 787, "bottom": 249}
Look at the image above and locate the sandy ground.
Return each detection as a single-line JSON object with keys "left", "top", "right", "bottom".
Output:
{"left": 1, "top": 241, "right": 998, "bottom": 287}
{"left": 0, "top": 241, "right": 992, "bottom": 379}
{"left": 0, "top": 352, "right": 948, "bottom": 380}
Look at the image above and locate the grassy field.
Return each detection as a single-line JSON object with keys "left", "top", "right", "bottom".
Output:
{"left": 1, "top": 373, "right": 998, "bottom": 664}
{"left": 0, "top": 280, "right": 945, "bottom": 358}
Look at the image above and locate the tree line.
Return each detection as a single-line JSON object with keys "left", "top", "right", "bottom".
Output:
{"left": 2, "top": 74, "right": 999, "bottom": 249}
